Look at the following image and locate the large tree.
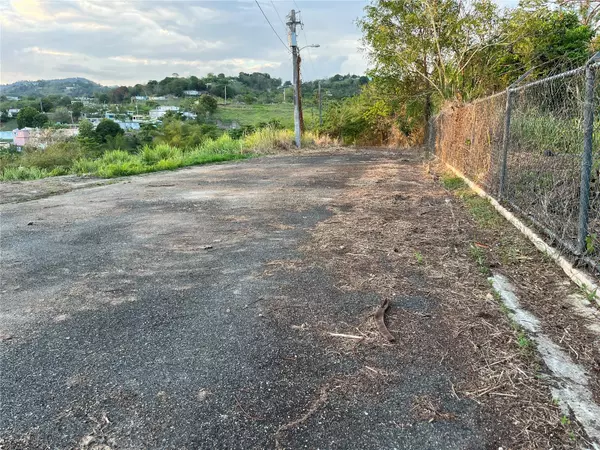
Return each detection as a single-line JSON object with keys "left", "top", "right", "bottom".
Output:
{"left": 16, "top": 106, "right": 39, "bottom": 128}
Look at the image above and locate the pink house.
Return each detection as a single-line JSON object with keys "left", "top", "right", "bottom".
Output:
{"left": 13, "top": 128, "right": 32, "bottom": 147}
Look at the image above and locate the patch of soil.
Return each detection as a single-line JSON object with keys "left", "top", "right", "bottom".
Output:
{"left": 281, "top": 148, "right": 587, "bottom": 448}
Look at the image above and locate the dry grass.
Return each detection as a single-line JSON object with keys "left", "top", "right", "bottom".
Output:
{"left": 293, "top": 149, "right": 585, "bottom": 448}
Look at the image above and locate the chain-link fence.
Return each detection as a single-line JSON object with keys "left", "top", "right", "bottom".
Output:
{"left": 429, "top": 59, "right": 600, "bottom": 273}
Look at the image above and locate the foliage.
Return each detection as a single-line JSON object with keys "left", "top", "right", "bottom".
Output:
{"left": 19, "top": 141, "right": 82, "bottom": 170}
{"left": 356, "top": 0, "right": 595, "bottom": 138}
{"left": 16, "top": 106, "right": 39, "bottom": 128}
{"left": 32, "top": 113, "right": 49, "bottom": 128}
{"left": 0, "top": 166, "right": 49, "bottom": 181}
{"left": 95, "top": 119, "right": 124, "bottom": 143}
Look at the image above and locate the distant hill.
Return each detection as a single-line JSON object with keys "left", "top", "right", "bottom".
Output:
{"left": 0, "top": 78, "right": 108, "bottom": 98}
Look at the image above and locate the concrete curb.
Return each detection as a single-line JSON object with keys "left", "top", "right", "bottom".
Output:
{"left": 444, "top": 163, "right": 600, "bottom": 307}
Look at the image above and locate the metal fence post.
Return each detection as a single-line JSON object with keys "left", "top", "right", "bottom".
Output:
{"left": 498, "top": 88, "right": 513, "bottom": 199}
{"left": 577, "top": 62, "right": 596, "bottom": 254}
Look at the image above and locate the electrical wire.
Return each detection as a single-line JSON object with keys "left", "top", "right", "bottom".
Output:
{"left": 255, "top": 0, "right": 290, "bottom": 53}
{"left": 270, "top": 0, "right": 287, "bottom": 29}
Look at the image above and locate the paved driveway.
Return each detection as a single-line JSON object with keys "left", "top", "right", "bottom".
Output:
{"left": 0, "top": 150, "right": 539, "bottom": 448}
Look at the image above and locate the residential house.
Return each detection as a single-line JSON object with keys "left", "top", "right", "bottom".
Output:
{"left": 7, "top": 108, "right": 20, "bottom": 118}
{"left": 6, "top": 96, "right": 19, "bottom": 101}
{"left": 183, "top": 90, "right": 200, "bottom": 97}
{"left": 149, "top": 106, "right": 180, "bottom": 120}
{"left": 134, "top": 96, "right": 148, "bottom": 101}
{"left": 104, "top": 112, "right": 116, "bottom": 120}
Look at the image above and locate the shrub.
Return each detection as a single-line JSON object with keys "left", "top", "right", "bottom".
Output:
{"left": 140, "top": 143, "right": 182, "bottom": 164}
{"left": 72, "top": 158, "right": 99, "bottom": 175}
{"left": 199, "top": 134, "right": 241, "bottom": 154}
{"left": 0, "top": 166, "right": 49, "bottom": 181}
{"left": 243, "top": 127, "right": 295, "bottom": 153}
{"left": 20, "top": 141, "right": 82, "bottom": 170}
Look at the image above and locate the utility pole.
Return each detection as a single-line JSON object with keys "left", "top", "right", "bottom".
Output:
{"left": 287, "top": 9, "right": 302, "bottom": 148}
{"left": 297, "top": 54, "right": 305, "bottom": 133}
{"left": 318, "top": 80, "right": 322, "bottom": 126}
{"left": 224, "top": 85, "right": 227, "bottom": 105}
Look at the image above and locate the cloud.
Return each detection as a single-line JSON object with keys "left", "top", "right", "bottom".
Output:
{"left": 6, "top": 0, "right": 530, "bottom": 85}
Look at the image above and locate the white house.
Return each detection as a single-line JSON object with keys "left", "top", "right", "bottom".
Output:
{"left": 149, "top": 106, "right": 180, "bottom": 120}
{"left": 6, "top": 96, "right": 19, "bottom": 101}
{"left": 183, "top": 90, "right": 200, "bottom": 97}
{"left": 134, "top": 96, "right": 148, "bottom": 101}
{"left": 7, "top": 108, "right": 20, "bottom": 117}
{"left": 116, "top": 121, "right": 141, "bottom": 131}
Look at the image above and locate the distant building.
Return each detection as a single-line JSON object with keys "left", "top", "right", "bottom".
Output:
{"left": 149, "top": 106, "right": 180, "bottom": 120}
{"left": 149, "top": 96, "right": 167, "bottom": 101}
{"left": 74, "top": 97, "right": 96, "bottom": 105}
{"left": 132, "top": 114, "right": 148, "bottom": 122}
{"left": 6, "top": 96, "right": 19, "bottom": 101}
{"left": 116, "top": 121, "right": 141, "bottom": 131}
{"left": 134, "top": 96, "right": 148, "bottom": 101}
{"left": 104, "top": 112, "right": 116, "bottom": 120}
{"left": 182, "top": 112, "right": 197, "bottom": 120}
{"left": 7, "top": 108, "right": 20, "bottom": 117}
{"left": 183, "top": 90, "right": 200, "bottom": 97}
{"left": 13, "top": 127, "right": 78, "bottom": 149}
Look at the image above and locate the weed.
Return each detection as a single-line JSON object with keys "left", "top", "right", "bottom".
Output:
{"left": 462, "top": 194, "right": 502, "bottom": 229}
{"left": 560, "top": 415, "right": 571, "bottom": 426}
{"left": 0, "top": 166, "right": 49, "bottom": 181}
{"left": 516, "top": 330, "right": 536, "bottom": 356}
{"left": 414, "top": 251, "right": 424, "bottom": 264}
{"left": 469, "top": 243, "right": 490, "bottom": 275}
{"left": 441, "top": 175, "right": 465, "bottom": 191}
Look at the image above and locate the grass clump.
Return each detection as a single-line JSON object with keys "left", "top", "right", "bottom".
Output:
{"left": 0, "top": 166, "right": 49, "bottom": 181}
{"left": 244, "top": 127, "right": 295, "bottom": 152}
{"left": 469, "top": 243, "right": 490, "bottom": 275}
{"left": 442, "top": 175, "right": 466, "bottom": 191}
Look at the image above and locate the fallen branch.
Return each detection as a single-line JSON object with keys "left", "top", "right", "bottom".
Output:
{"left": 327, "top": 332, "right": 364, "bottom": 340}
{"left": 375, "top": 298, "right": 395, "bottom": 342}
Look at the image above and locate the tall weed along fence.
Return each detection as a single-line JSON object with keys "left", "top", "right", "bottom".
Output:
{"left": 429, "top": 56, "right": 600, "bottom": 272}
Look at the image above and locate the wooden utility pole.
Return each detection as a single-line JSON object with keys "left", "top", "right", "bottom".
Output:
{"left": 297, "top": 54, "right": 304, "bottom": 133}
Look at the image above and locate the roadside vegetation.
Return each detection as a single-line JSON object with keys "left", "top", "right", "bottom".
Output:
{"left": 0, "top": 122, "right": 329, "bottom": 181}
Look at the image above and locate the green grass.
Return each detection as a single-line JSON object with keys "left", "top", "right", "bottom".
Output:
{"left": 213, "top": 103, "right": 318, "bottom": 129}
{"left": 441, "top": 175, "right": 466, "bottom": 191}
{"left": 0, "top": 119, "right": 17, "bottom": 132}
{"left": 0, "top": 166, "right": 49, "bottom": 181}
{"left": 0, "top": 126, "right": 328, "bottom": 181}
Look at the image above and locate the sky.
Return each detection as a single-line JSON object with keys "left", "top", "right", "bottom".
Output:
{"left": 0, "top": 0, "right": 518, "bottom": 87}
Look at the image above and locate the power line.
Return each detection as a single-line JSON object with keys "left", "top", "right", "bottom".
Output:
{"left": 295, "top": 5, "right": 316, "bottom": 79}
{"left": 270, "top": 0, "right": 287, "bottom": 29}
{"left": 255, "top": 0, "right": 290, "bottom": 53}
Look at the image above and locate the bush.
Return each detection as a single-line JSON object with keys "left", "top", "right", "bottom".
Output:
{"left": 243, "top": 127, "right": 295, "bottom": 152}
{"left": 140, "top": 143, "right": 182, "bottom": 164}
{"left": 199, "top": 134, "right": 240, "bottom": 154}
{"left": 72, "top": 158, "right": 99, "bottom": 175}
{"left": 0, "top": 166, "right": 49, "bottom": 181}
{"left": 20, "top": 141, "right": 82, "bottom": 170}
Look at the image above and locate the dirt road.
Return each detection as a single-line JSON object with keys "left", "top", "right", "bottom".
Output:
{"left": 1, "top": 149, "right": 598, "bottom": 449}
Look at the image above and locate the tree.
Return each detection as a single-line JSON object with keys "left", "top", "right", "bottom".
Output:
{"left": 52, "top": 107, "right": 71, "bottom": 124}
{"left": 58, "top": 96, "right": 72, "bottom": 107}
{"left": 71, "top": 102, "right": 84, "bottom": 120}
{"left": 78, "top": 119, "right": 100, "bottom": 155}
{"left": 95, "top": 119, "right": 124, "bottom": 143}
{"left": 111, "top": 86, "right": 130, "bottom": 103}
{"left": 40, "top": 97, "right": 54, "bottom": 112}
{"left": 199, "top": 95, "right": 218, "bottom": 114}
{"left": 96, "top": 93, "right": 110, "bottom": 104}
{"left": 16, "top": 106, "right": 39, "bottom": 128}
{"left": 32, "top": 112, "right": 49, "bottom": 128}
